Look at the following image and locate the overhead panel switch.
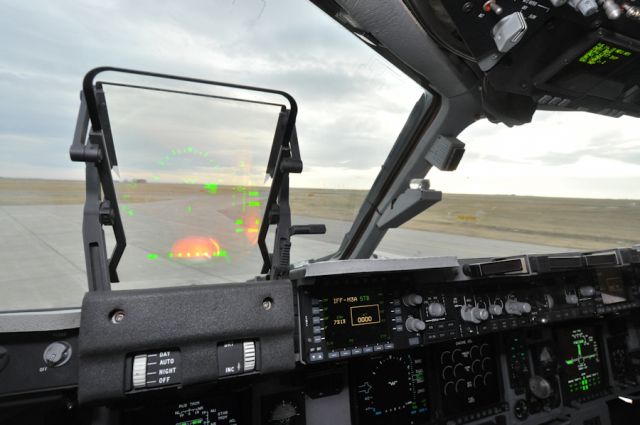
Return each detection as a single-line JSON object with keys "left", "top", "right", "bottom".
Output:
{"left": 491, "top": 12, "right": 527, "bottom": 53}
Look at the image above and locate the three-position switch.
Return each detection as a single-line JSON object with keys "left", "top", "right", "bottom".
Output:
{"left": 218, "top": 340, "right": 257, "bottom": 377}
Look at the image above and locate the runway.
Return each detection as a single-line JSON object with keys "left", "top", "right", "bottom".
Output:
{"left": 0, "top": 193, "right": 569, "bottom": 311}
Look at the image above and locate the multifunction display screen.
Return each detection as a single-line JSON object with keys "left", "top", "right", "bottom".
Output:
{"left": 323, "top": 291, "right": 389, "bottom": 349}
{"left": 351, "top": 352, "right": 429, "bottom": 425}
{"left": 556, "top": 327, "right": 605, "bottom": 401}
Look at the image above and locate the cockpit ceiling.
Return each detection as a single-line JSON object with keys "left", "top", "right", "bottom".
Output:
{"left": 315, "top": 0, "right": 640, "bottom": 122}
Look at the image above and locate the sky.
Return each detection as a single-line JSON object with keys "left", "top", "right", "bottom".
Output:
{"left": 1, "top": 0, "right": 639, "bottom": 199}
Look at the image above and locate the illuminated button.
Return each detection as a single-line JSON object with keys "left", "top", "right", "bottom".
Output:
{"left": 352, "top": 348, "right": 363, "bottom": 355}
{"left": 384, "top": 343, "right": 394, "bottom": 350}
{"left": 328, "top": 352, "right": 339, "bottom": 359}
{"left": 313, "top": 336, "right": 322, "bottom": 344}
{"left": 340, "top": 350, "right": 351, "bottom": 357}
{"left": 363, "top": 346, "right": 374, "bottom": 354}
{"left": 309, "top": 352, "right": 324, "bottom": 362}
{"left": 312, "top": 316, "right": 321, "bottom": 325}
{"left": 408, "top": 337, "right": 420, "bottom": 346}
{"left": 374, "top": 345, "right": 384, "bottom": 352}
{"left": 312, "top": 326, "right": 321, "bottom": 334}
{"left": 311, "top": 307, "right": 321, "bottom": 315}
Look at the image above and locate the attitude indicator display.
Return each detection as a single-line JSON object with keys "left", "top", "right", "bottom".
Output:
{"left": 351, "top": 352, "right": 429, "bottom": 425}
{"left": 557, "top": 327, "right": 605, "bottom": 401}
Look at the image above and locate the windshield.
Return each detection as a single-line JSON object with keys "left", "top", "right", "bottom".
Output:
{"left": 0, "top": 0, "right": 421, "bottom": 311}
{"left": 376, "top": 111, "right": 640, "bottom": 258}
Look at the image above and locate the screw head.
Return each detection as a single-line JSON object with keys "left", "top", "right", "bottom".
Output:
{"left": 262, "top": 298, "right": 273, "bottom": 310}
{"left": 462, "top": 2, "right": 474, "bottom": 13}
{"left": 110, "top": 310, "right": 125, "bottom": 324}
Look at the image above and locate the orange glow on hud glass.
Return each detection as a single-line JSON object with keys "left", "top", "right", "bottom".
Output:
{"left": 170, "top": 236, "right": 225, "bottom": 259}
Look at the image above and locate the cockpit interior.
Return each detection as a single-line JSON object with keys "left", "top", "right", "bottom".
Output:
{"left": 1, "top": 1, "right": 640, "bottom": 425}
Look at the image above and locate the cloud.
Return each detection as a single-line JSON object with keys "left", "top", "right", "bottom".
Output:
{"left": 1, "top": 0, "right": 638, "bottom": 200}
{"left": 0, "top": 0, "right": 421, "bottom": 192}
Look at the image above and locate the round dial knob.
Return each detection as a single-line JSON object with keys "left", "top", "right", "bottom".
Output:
{"left": 427, "top": 302, "right": 446, "bottom": 317}
{"left": 529, "top": 376, "right": 553, "bottom": 400}
{"left": 488, "top": 304, "right": 503, "bottom": 316}
{"left": 43, "top": 341, "right": 72, "bottom": 368}
{"left": 405, "top": 317, "right": 426, "bottom": 333}
{"left": 461, "top": 306, "right": 489, "bottom": 324}
{"left": 402, "top": 293, "right": 423, "bottom": 307}
{"left": 565, "top": 294, "right": 579, "bottom": 305}
{"left": 579, "top": 286, "right": 595, "bottom": 297}
{"left": 505, "top": 300, "right": 531, "bottom": 316}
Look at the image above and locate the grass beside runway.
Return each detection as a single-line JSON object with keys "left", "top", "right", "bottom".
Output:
{"left": 2, "top": 178, "right": 639, "bottom": 251}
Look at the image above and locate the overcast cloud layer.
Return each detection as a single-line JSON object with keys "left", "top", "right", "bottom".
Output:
{"left": 1, "top": 0, "right": 639, "bottom": 199}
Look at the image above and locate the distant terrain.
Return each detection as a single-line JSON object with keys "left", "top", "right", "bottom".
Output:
{"left": 2, "top": 177, "right": 639, "bottom": 251}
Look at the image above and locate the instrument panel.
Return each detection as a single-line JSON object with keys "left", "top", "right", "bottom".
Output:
{"left": 2, "top": 251, "right": 640, "bottom": 425}
{"left": 298, "top": 257, "right": 640, "bottom": 365}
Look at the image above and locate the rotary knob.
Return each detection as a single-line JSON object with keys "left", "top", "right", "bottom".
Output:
{"left": 505, "top": 300, "right": 531, "bottom": 316}
{"left": 461, "top": 306, "right": 489, "bottom": 324}
{"left": 488, "top": 304, "right": 503, "bottom": 316}
{"left": 43, "top": 341, "right": 72, "bottom": 368}
{"left": 405, "top": 317, "right": 426, "bottom": 333}
{"left": 579, "top": 286, "right": 595, "bottom": 297}
{"left": 529, "top": 376, "right": 553, "bottom": 399}
{"left": 565, "top": 293, "right": 579, "bottom": 305}
{"left": 428, "top": 302, "right": 446, "bottom": 317}
{"left": 403, "top": 293, "right": 423, "bottom": 307}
